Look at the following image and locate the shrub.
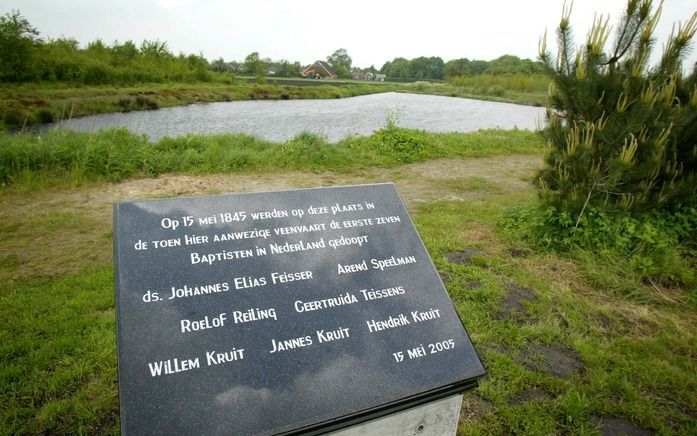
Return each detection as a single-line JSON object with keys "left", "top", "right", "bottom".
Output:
{"left": 36, "top": 109, "right": 54, "bottom": 124}
{"left": 537, "top": 0, "right": 697, "bottom": 216}
{"left": 135, "top": 96, "right": 159, "bottom": 110}
{"left": 501, "top": 205, "right": 697, "bottom": 290}
{"left": 117, "top": 97, "right": 133, "bottom": 112}
{"left": 81, "top": 62, "right": 112, "bottom": 84}
{"left": 487, "top": 85, "right": 505, "bottom": 96}
{"left": 3, "top": 110, "right": 25, "bottom": 129}
{"left": 369, "top": 113, "right": 428, "bottom": 163}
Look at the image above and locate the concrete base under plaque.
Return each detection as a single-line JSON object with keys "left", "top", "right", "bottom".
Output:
{"left": 327, "top": 395, "right": 463, "bottom": 436}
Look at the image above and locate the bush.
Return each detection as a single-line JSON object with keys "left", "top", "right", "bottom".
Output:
{"left": 369, "top": 113, "right": 428, "bottom": 163}
{"left": 3, "top": 110, "right": 25, "bottom": 129}
{"left": 117, "top": 97, "right": 133, "bottom": 112}
{"left": 501, "top": 205, "right": 697, "bottom": 290}
{"left": 487, "top": 85, "right": 505, "bottom": 96}
{"left": 135, "top": 96, "right": 159, "bottom": 110}
{"left": 537, "top": 1, "right": 697, "bottom": 216}
{"left": 36, "top": 109, "right": 54, "bottom": 124}
{"left": 81, "top": 62, "right": 112, "bottom": 84}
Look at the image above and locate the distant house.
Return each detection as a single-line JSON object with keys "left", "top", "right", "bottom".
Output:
{"left": 303, "top": 61, "right": 337, "bottom": 79}
{"left": 375, "top": 74, "right": 386, "bottom": 82}
{"left": 351, "top": 71, "right": 375, "bottom": 81}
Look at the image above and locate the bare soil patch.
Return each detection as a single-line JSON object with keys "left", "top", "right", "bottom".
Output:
{"left": 593, "top": 416, "right": 653, "bottom": 436}
{"left": 466, "top": 280, "right": 482, "bottom": 290}
{"left": 508, "top": 387, "right": 552, "bottom": 405}
{"left": 460, "top": 393, "right": 495, "bottom": 424}
{"left": 520, "top": 343, "right": 583, "bottom": 379}
{"left": 509, "top": 246, "right": 531, "bottom": 257}
{"left": 0, "top": 155, "right": 541, "bottom": 282}
{"left": 446, "top": 248, "right": 483, "bottom": 265}
{"left": 495, "top": 283, "right": 536, "bottom": 320}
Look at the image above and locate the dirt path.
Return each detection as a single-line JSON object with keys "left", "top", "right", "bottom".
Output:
{"left": 0, "top": 154, "right": 542, "bottom": 282}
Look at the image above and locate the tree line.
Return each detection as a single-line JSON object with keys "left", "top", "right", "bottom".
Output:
{"left": 379, "top": 55, "right": 544, "bottom": 81}
{"left": 1, "top": 10, "right": 544, "bottom": 84}
{"left": 0, "top": 11, "right": 214, "bottom": 84}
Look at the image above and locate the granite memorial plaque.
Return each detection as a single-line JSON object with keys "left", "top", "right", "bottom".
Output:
{"left": 114, "top": 183, "right": 486, "bottom": 435}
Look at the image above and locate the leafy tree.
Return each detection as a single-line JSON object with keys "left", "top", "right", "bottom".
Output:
{"left": 140, "top": 39, "right": 170, "bottom": 58}
{"left": 468, "top": 60, "right": 489, "bottom": 75}
{"left": 537, "top": 0, "right": 697, "bottom": 217}
{"left": 112, "top": 40, "right": 138, "bottom": 64}
{"left": 243, "top": 51, "right": 265, "bottom": 78}
{"left": 0, "top": 10, "right": 40, "bottom": 81}
{"left": 327, "top": 48, "right": 352, "bottom": 78}
{"left": 444, "top": 58, "right": 472, "bottom": 78}
{"left": 381, "top": 57, "right": 410, "bottom": 78}
{"left": 274, "top": 60, "right": 301, "bottom": 77}
{"left": 210, "top": 57, "right": 227, "bottom": 72}
{"left": 487, "top": 55, "right": 545, "bottom": 75}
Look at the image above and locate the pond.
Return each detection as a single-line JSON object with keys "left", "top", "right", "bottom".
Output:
{"left": 49, "top": 92, "right": 545, "bottom": 142}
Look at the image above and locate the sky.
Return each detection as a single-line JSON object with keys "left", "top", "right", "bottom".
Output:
{"left": 5, "top": 0, "right": 697, "bottom": 69}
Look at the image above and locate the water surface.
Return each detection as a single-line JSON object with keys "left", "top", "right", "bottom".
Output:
{"left": 50, "top": 92, "right": 545, "bottom": 142}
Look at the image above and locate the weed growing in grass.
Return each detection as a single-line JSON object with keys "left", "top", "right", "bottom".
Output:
{"left": 500, "top": 205, "right": 697, "bottom": 300}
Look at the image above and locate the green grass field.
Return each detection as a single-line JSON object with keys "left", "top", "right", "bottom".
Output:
{"left": 1, "top": 128, "right": 695, "bottom": 434}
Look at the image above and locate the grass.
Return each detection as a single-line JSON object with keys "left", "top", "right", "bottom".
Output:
{"left": 0, "top": 268, "right": 118, "bottom": 434}
{"left": 0, "top": 127, "right": 543, "bottom": 189}
{"left": 417, "top": 200, "right": 697, "bottom": 435}
{"left": 1, "top": 129, "right": 695, "bottom": 434}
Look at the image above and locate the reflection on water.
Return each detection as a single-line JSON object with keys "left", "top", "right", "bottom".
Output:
{"left": 49, "top": 92, "right": 545, "bottom": 142}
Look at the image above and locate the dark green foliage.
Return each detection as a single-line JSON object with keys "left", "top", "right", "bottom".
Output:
{"left": 383, "top": 54, "right": 545, "bottom": 82}
{"left": 327, "top": 48, "right": 352, "bottom": 78}
{"left": 0, "top": 10, "right": 40, "bottom": 81}
{"left": 537, "top": 0, "right": 697, "bottom": 215}
{"left": 444, "top": 55, "right": 545, "bottom": 79}
{"left": 380, "top": 56, "right": 445, "bottom": 80}
{"left": 36, "top": 108, "right": 53, "bottom": 123}
{"left": 501, "top": 205, "right": 697, "bottom": 291}
{"left": 368, "top": 116, "right": 429, "bottom": 162}
{"left": 243, "top": 52, "right": 265, "bottom": 78}
{"left": 506, "top": 1, "right": 697, "bottom": 295}
{"left": 0, "top": 11, "right": 215, "bottom": 85}
{"left": 3, "top": 110, "right": 25, "bottom": 129}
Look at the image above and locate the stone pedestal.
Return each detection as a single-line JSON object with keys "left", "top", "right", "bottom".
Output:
{"left": 328, "top": 395, "right": 463, "bottom": 436}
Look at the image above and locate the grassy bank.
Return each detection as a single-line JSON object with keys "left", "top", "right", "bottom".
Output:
{"left": 0, "top": 132, "right": 695, "bottom": 432}
{"left": 1, "top": 79, "right": 547, "bottom": 131}
{"left": 0, "top": 81, "right": 402, "bottom": 130}
{"left": 0, "top": 127, "right": 543, "bottom": 189}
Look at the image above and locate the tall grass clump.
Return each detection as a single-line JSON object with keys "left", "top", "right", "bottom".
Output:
{"left": 0, "top": 129, "right": 157, "bottom": 186}
{"left": 0, "top": 125, "right": 544, "bottom": 189}
{"left": 450, "top": 74, "right": 550, "bottom": 94}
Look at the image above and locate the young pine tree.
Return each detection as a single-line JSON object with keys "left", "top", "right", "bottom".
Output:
{"left": 537, "top": 0, "right": 697, "bottom": 218}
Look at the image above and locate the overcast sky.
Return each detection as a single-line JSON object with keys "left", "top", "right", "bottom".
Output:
{"left": 6, "top": 0, "right": 697, "bottom": 69}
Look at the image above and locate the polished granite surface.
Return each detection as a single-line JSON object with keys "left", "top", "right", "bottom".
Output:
{"left": 114, "top": 184, "right": 485, "bottom": 435}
